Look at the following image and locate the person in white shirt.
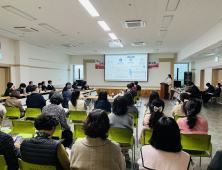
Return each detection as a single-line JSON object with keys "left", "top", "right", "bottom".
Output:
{"left": 166, "top": 74, "right": 172, "bottom": 99}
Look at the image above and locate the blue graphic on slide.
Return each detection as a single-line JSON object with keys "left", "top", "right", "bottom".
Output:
{"left": 119, "top": 58, "right": 122, "bottom": 61}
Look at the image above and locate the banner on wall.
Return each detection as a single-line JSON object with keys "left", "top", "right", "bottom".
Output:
{"left": 148, "top": 58, "right": 159, "bottom": 69}
{"left": 95, "top": 59, "right": 105, "bottom": 69}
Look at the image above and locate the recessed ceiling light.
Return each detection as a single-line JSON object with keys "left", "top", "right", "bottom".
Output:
{"left": 161, "top": 16, "right": 173, "bottom": 28}
{"left": 212, "top": 46, "right": 222, "bottom": 51}
{"left": 98, "top": 21, "right": 111, "bottom": 31}
{"left": 39, "top": 23, "right": 61, "bottom": 33}
{"left": 156, "top": 41, "right": 162, "bottom": 45}
{"left": 61, "top": 34, "right": 76, "bottom": 41}
{"left": 198, "top": 53, "right": 217, "bottom": 57}
{"left": 0, "top": 28, "right": 16, "bottom": 34}
{"left": 19, "top": 36, "right": 38, "bottom": 42}
{"left": 2, "top": 5, "right": 37, "bottom": 21}
{"left": 154, "top": 49, "right": 159, "bottom": 52}
{"left": 158, "top": 30, "right": 167, "bottom": 37}
{"left": 166, "top": 0, "right": 180, "bottom": 11}
{"left": 108, "top": 33, "right": 117, "bottom": 39}
{"left": 78, "top": 0, "right": 100, "bottom": 17}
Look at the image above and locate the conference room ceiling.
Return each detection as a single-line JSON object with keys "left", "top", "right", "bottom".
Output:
{"left": 0, "top": 0, "right": 222, "bottom": 56}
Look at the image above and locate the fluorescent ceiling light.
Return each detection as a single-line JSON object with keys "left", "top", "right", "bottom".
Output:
{"left": 0, "top": 28, "right": 16, "bottom": 34}
{"left": 156, "top": 41, "right": 162, "bottom": 45}
{"left": 98, "top": 21, "right": 111, "bottom": 31}
{"left": 78, "top": 0, "right": 100, "bottom": 17}
{"left": 154, "top": 49, "right": 159, "bottom": 52}
{"left": 158, "top": 30, "right": 167, "bottom": 37}
{"left": 2, "top": 5, "right": 37, "bottom": 21}
{"left": 120, "top": 44, "right": 123, "bottom": 47}
{"left": 166, "top": 0, "right": 180, "bottom": 11}
{"left": 161, "top": 16, "right": 173, "bottom": 28}
{"left": 61, "top": 34, "right": 76, "bottom": 41}
{"left": 212, "top": 46, "right": 222, "bottom": 51}
{"left": 19, "top": 36, "right": 38, "bottom": 41}
{"left": 198, "top": 53, "right": 217, "bottom": 57}
{"left": 39, "top": 23, "right": 61, "bottom": 33}
{"left": 108, "top": 33, "right": 117, "bottom": 39}
{"left": 79, "top": 43, "right": 90, "bottom": 48}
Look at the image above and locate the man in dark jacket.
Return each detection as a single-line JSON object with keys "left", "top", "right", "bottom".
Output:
{"left": 26, "top": 81, "right": 33, "bottom": 93}
{"left": 125, "top": 83, "right": 137, "bottom": 99}
{"left": 186, "top": 81, "right": 200, "bottom": 98}
{"left": 47, "top": 80, "right": 55, "bottom": 91}
{"left": 203, "top": 83, "right": 221, "bottom": 105}
{"left": 26, "top": 85, "right": 46, "bottom": 110}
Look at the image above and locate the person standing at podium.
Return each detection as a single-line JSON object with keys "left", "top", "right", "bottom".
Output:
{"left": 166, "top": 74, "right": 172, "bottom": 99}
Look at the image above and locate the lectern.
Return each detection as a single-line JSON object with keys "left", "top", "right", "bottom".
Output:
{"left": 160, "top": 83, "right": 169, "bottom": 99}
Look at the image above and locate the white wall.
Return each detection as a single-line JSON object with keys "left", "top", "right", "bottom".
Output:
{"left": 204, "top": 68, "right": 212, "bottom": 87}
{"left": 0, "top": 36, "right": 15, "bottom": 64}
{"left": 194, "top": 70, "right": 200, "bottom": 87}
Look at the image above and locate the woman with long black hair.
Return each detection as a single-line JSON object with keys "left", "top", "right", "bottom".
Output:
{"left": 94, "top": 90, "right": 111, "bottom": 112}
{"left": 143, "top": 91, "right": 159, "bottom": 115}
{"left": 68, "top": 89, "right": 87, "bottom": 111}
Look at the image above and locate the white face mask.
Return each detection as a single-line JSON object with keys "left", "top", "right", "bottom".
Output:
{"left": 216, "top": 85, "right": 218, "bottom": 88}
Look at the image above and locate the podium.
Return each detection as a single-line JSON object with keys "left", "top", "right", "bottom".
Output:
{"left": 160, "top": 83, "right": 169, "bottom": 99}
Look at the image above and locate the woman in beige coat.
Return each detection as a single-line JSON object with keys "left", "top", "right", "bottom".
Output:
{"left": 70, "top": 109, "right": 126, "bottom": 170}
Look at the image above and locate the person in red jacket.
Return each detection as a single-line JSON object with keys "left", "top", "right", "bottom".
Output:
{"left": 131, "top": 82, "right": 137, "bottom": 92}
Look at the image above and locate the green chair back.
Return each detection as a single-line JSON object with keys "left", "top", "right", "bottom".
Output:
{"left": 18, "top": 158, "right": 56, "bottom": 170}
{"left": 133, "top": 96, "right": 137, "bottom": 103}
{"left": 106, "top": 112, "right": 110, "bottom": 115}
{"left": 69, "top": 111, "right": 87, "bottom": 121}
{"left": 0, "top": 94, "right": 4, "bottom": 97}
{"left": 108, "top": 128, "right": 133, "bottom": 145}
{"left": 0, "top": 155, "right": 7, "bottom": 170}
{"left": 142, "top": 129, "right": 153, "bottom": 145}
{"left": 11, "top": 121, "right": 35, "bottom": 138}
{"left": 25, "top": 108, "right": 41, "bottom": 119}
{"left": 174, "top": 115, "right": 185, "bottom": 122}
{"left": 129, "top": 113, "right": 138, "bottom": 126}
{"left": 52, "top": 124, "right": 62, "bottom": 138}
{"left": 5, "top": 107, "right": 20, "bottom": 118}
{"left": 73, "top": 123, "right": 86, "bottom": 139}
{"left": 137, "top": 90, "right": 141, "bottom": 96}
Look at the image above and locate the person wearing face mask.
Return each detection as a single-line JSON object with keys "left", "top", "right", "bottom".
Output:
{"left": 202, "top": 83, "right": 222, "bottom": 105}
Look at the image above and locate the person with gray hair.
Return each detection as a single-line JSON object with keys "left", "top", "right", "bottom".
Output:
{"left": 42, "top": 92, "right": 72, "bottom": 148}
{"left": 0, "top": 104, "right": 20, "bottom": 170}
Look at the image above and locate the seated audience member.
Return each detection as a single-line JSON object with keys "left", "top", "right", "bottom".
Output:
{"left": 134, "top": 81, "right": 141, "bottom": 91}
{"left": 62, "top": 82, "right": 72, "bottom": 94}
{"left": 139, "top": 98, "right": 165, "bottom": 144}
{"left": 143, "top": 91, "right": 159, "bottom": 115}
{"left": 38, "top": 83, "right": 42, "bottom": 92}
{"left": 172, "top": 93, "right": 189, "bottom": 117}
{"left": 26, "top": 85, "right": 46, "bottom": 110}
{"left": 202, "top": 83, "right": 221, "bottom": 105}
{"left": 69, "top": 89, "right": 87, "bottom": 111}
{"left": 82, "top": 81, "right": 89, "bottom": 90}
{"left": 138, "top": 117, "right": 193, "bottom": 170}
{"left": 17, "top": 83, "right": 26, "bottom": 94}
{"left": 186, "top": 81, "right": 200, "bottom": 98}
{"left": 72, "top": 81, "right": 78, "bottom": 90}
{"left": 26, "top": 81, "right": 33, "bottom": 93}
{"left": 177, "top": 98, "right": 208, "bottom": 134}
{"left": 70, "top": 109, "right": 125, "bottom": 170}
{"left": 123, "top": 92, "right": 138, "bottom": 116}
{"left": 42, "top": 81, "right": 47, "bottom": 91}
{"left": 0, "top": 104, "right": 20, "bottom": 170}
{"left": 108, "top": 96, "right": 133, "bottom": 161}
{"left": 94, "top": 90, "right": 111, "bottom": 112}
{"left": 204, "top": 83, "right": 215, "bottom": 93}
{"left": 4, "top": 82, "right": 14, "bottom": 96}
{"left": 20, "top": 113, "right": 70, "bottom": 170}
{"left": 131, "top": 82, "right": 137, "bottom": 92}
{"left": 183, "top": 82, "right": 189, "bottom": 91}
{"left": 125, "top": 83, "right": 137, "bottom": 99}
{"left": 63, "top": 85, "right": 72, "bottom": 101}
{"left": 5, "top": 90, "right": 25, "bottom": 117}
{"left": 42, "top": 92, "right": 72, "bottom": 148}
{"left": 207, "top": 150, "right": 222, "bottom": 170}
{"left": 47, "top": 80, "right": 55, "bottom": 91}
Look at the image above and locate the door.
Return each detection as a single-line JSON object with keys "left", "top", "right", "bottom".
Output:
{"left": 0, "top": 68, "right": 6, "bottom": 95}
{"left": 200, "top": 70, "right": 205, "bottom": 91}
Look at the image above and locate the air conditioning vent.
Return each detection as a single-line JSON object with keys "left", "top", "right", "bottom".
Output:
{"left": 62, "top": 44, "right": 76, "bottom": 48}
{"left": 14, "top": 27, "right": 38, "bottom": 32}
{"left": 121, "top": 20, "right": 146, "bottom": 28}
{"left": 131, "top": 42, "right": 146, "bottom": 46}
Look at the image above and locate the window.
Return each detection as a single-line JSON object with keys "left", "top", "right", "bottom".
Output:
{"left": 174, "top": 64, "right": 188, "bottom": 87}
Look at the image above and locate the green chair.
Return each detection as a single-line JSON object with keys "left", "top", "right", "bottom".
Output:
{"left": 73, "top": 123, "right": 86, "bottom": 142}
{"left": 174, "top": 115, "right": 185, "bottom": 122}
{"left": 52, "top": 124, "right": 62, "bottom": 138}
{"left": 5, "top": 107, "right": 20, "bottom": 119}
{"left": 210, "top": 94, "right": 221, "bottom": 105}
{"left": 0, "top": 126, "right": 11, "bottom": 134}
{"left": 68, "top": 111, "right": 87, "bottom": 122}
{"left": 108, "top": 128, "right": 134, "bottom": 165}
{"left": 25, "top": 108, "right": 41, "bottom": 119}
{"left": 142, "top": 129, "right": 153, "bottom": 145}
{"left": 18, "top": 158, "right": 56, "bottom": 170}
{"left": 106, "top": 112, "right": 110, "bottom": 115}
{"left": 0, "top": 155, "right": 7, "bottom": 170}
{"left": 129, "top": 113, "right": 138, "bottom": 147}
{"left": 0, "top": 94, "right": 4, "bottom": 97}
{"left": 181, "top": 134, "right": 212, "bottom": 167}
{"left": 11, "top": 120, "right": 35, "bottom": 139}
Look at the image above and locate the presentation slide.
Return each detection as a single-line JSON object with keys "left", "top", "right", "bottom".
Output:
{"left": 105, "top": 54, "right": 148, "bottom": 81}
